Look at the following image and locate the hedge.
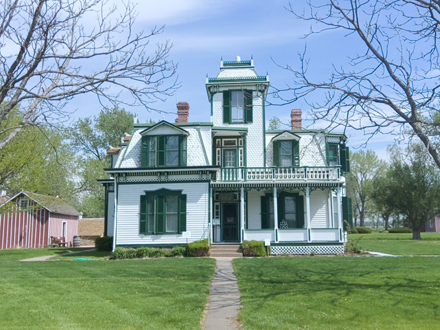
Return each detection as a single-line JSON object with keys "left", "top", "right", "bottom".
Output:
{"left": 354, "top": 227, "right": 372, "bottom": 234}
{"left": 389, "top": 227, "right": 413, "bottom": 233}
{"left": 110, "top": 246, "right": 187, "bottom": 259}
{"left": 95, "top": 236, "right": 113, "bottom": 251}
{"left": 187, "top": 239, "right": 210, "bottom": 257}
{"left": 242, "top": 240, "right": 266, "bottom": 257}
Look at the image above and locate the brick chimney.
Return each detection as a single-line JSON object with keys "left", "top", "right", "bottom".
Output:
{"left": 291, "top": 109, "right": 302, "bottom": 130}
{"left": 176, "top": 102, "right": 189, "bottom": 123}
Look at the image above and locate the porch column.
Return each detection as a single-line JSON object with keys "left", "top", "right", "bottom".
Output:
{"left": 240, "top": 186, "right": 245, "bottom": 243}
{"left": 337, "top": 185, "right": 343, "bottom": 242}
{"left": 273, "top": 186, "right": 278, "bottom": 243}
{"left": 306, "top": 185, "right": 311, "bottom": 242}
{"left": 112, "top": 176, "right": 118, "bottom": 251}
{"left": 209, "top": 187, "right": 213, "bottom": 245}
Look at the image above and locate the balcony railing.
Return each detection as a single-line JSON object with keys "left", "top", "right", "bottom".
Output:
{"left": 216, "top": 166, "right": 341, "bottom": 182}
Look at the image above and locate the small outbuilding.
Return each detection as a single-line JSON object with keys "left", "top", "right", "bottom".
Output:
{"left": 0, "top": 191, "right": 81, "bottom": 249}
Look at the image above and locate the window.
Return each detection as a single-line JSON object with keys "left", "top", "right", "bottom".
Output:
{"left": 141, "top": 135, "right": 187, "bottom": 167}
{"left": 224, "top": 149, "right": 236, "bottom": 168}
{"left": 223, "top": 90, "right": 253, "bottom": 124}
{"left": 261, "top": 193, "right": 304, "bottom": 229}
{"left": 326, "top": 142, "right": 350, "bottom": 172}
{"left": 273, "top": 140, "right": 299, "bottom": 167}
{"left": 19, "top": 198, "right": 29, "bottom": 210}
{"left": 140, "top": 189, "right": 187, "bottom": 235}
{"left": 231, "top": 91, "right": 245, "bottom": 122}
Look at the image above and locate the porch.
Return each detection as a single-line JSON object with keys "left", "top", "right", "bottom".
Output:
{"left": 210, "top": 181, "right": 346, "bottom": 245}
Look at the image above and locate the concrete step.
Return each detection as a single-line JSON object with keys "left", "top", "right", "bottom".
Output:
{"left": 211, "top": 245, "right": 242, "bottom": 251}
{"left": 210, "top": 252, "right": 243, "bottom": 258}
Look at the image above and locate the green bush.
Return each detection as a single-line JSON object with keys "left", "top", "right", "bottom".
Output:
{"left": 351, "top": 228, "right": 359, "bottom": 234}
{"left": 389, "top": 227, "right": 413, "bottom": 233}
{"left": 112, "top": 247, "right": 125, "bottom": 259}
{"left": 188, "top": 239, "right": 210, "bottom": 257}
{"left": 95, "top": 236, "right": 113, "bottom": 251}
{"left": 355, "top": 227, "right": 372, "bottom": 234}
{"left": 242, "top": 240, "right": 267, "bottom": 257}
{"left": 150, "top": 248, "right": 167, "bottom": 258}
{"left": 136, "top": 247, "right": 152, "bottom": 258}
{"left": 171, "top": 246, "right": 187, "bottom": 257}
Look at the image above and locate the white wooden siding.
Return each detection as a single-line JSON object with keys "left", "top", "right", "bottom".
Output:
{"left": 310, "top": 190, "right": 329, "bottom": 228}
{"left": 212, "top": 90, "right": 265, "bottom": 167}
{"left": 107, "top": 192, "right": 115, "bottom": 237}
{"left": 116, "top": 182, "right": 209, "bottom": 245}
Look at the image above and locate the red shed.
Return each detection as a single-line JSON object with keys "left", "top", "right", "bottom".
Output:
{"left": 0, "top": 191, "right": 80, "bottom": 249}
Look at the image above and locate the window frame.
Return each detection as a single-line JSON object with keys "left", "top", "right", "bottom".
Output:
{"left": 261, "top": 192, "right": 304, "bottom": 229}
{"left": 141, "top": 134, "right": 187, "bottom": 168}
{"left": 273, "top": 140, "right": 300, "bottom": 167}
{"left": 223, "top": 90, "right": 253, "bottom": 124}
{"left": 139, "top": 189, "right": 187, "bottom": 235}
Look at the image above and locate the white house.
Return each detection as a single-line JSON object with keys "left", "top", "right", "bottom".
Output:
{"left": 101, "top": 57, "right": 353, "bottom": 255}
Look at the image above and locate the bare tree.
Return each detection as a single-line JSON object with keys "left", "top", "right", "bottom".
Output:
{"left": 274, "top": 0, "right": 440, "bottom": 167}
{"left": 0, "top": 0, "right": 177, "bottom": 151}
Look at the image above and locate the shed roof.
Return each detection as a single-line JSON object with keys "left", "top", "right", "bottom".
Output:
{"left": 3, "top": 191, "right": 81, "bottom": 217}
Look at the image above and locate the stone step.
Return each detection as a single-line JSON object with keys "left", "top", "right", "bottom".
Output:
{"left": 211, "top": 245, "right": 241, "bottom": 251}
{"left": 211, "top": 249, "right": 242, "bottom": 254}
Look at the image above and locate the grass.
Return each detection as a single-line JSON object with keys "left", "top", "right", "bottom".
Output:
{"left": 0, "top": 248, "right": 215, "bottom": 330}
{"left": 349, "top": 232, "right": 440, "bottom": 255}
{"left": 233, "top": 257, "right": 440, "bottom": 330}
{"left": 50, "top": 250, "right": 111, "bottom": 261}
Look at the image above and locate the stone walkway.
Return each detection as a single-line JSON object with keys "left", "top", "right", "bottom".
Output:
{"left": 203, "top": 257, "right": 241, "bottom": 330}
{"left": 20, "top": 249, "right": 95, "bottom": 262}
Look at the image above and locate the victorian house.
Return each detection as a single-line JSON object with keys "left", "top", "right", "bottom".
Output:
{"left": 101, "top": 57, "right": 352, "bottom": 255}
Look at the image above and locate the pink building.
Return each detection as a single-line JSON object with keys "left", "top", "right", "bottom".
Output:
{"left": 424, "top": 214, "right": 440, "bottom": 233}
{"left": 0, "top": 191, "right": 80, "bottom": 249}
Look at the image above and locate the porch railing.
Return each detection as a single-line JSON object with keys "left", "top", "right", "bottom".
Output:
{"left": 217, "top": 166, "right": 341, "bottom": 182}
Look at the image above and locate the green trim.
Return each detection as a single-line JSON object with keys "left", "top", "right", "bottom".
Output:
{"left": 208, "top": 77, "right": 268, "bottom": 83}
{"left": 116, "top": 244, "right": 188, "bottom": 248}
{"left": 105, "top": 165, "right": 220, "bottom": 173}
{"left": 117, "top": 180, "right": 211, "bottom": 185}
{"left": 113, "top": 180, "right": 118, "bottom": 251}
{"left": 196, "top": 128, "right": 209, "bottom": 165}
{"left": 118, "top": 146, "right": 129, "bottom": 168}
{"left": 139, "top": 120, "right": 189, "bottom": 136}
{"left": 212, "top": 126, "right": 248, "bottom": 132}
{"left": 222, "top": 60, "right": 252, "bottom": 67}
{"left": 245, "top": 229, "right": 274, "bottom": 231}
{"left": 104, "top": 188, "right": 109, "bottom": 236}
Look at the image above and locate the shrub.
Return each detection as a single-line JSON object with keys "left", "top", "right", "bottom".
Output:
{"left": 124, "top": 249, "right": 137, "bottom": 259}
{"left": 242, "top": 240, "right": 266, "bottom": 257}
{"left": 95, "top": 236, "right": 113, "bottom": 251}
{"left": 188, "top": 239, "right": 210, "bottom": 257}
{"left": 355, "top": 227, "right": 372, "bottom": 234}
{"left": 150, "top": 248, "right": 167, "bottom": 258}
{"left": 389, "top": 227, "right": 413, "bottom": 233}
{"left": 351, "top": 228, "right": 359, "bottom": 234}
{"left": 346, "top": 238, "right": 363, "bottom": 254}
{"left": 112, "top": 247, "right": 125, "bottom": 259}
{"left": 136, "top": 247, "right": 152, "bottom": 258}
{"left": 171, "top": 246, "right": 187, "bottom": 257}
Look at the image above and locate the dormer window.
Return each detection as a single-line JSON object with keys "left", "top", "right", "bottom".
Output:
{"left": 223, "top": 90, "right": 253, "bottom": 124}
{"left": 273, "top": 140, "right": 299, "bottom": 167}
{"left": 142, "top": 135, "right": 187, "bottom": 167}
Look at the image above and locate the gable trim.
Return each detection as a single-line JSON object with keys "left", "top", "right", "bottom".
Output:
{"left": 139, "top": 120, "right": 189, "bottom": 136}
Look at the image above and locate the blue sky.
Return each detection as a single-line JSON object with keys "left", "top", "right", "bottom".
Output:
{"left": 71, "top": 0, "right": 393, "bottom": 158}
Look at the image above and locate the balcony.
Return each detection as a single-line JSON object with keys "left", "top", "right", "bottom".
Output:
{"left": 216, "top": 166, "right": 341, "bottom": 182}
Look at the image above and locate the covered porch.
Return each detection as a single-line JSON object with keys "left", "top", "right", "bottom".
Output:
{"left": 210, "top": 182, "right": 346, "bottom": 245}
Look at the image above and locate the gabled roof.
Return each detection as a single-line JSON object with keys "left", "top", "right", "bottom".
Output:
{"left": 2, "top": 191, "right": 81, "bottom": 217}
{"left": 271, "top": 131, "right": 301, "bottom": 142}
{"left": 139, "top": 120, "right": 190, "bottom": 136}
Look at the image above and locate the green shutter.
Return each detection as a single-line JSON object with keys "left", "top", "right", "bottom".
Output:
{"left": 139, "top": 195, "right": 147, "bottom": 234}
{"left": 179, "top": 194, "right": 187, "bottom": 233}
{"left": 325, "top": 142, "right": 330, "bottom": 166}
{"left": 278, "top": 193, "right": 285, "bottom": 228}
{"left": 296, "top": 195, "right": 304, "bottom": 228}
{"left": 179, "top": 136, "right": 187, "bottom": 166}
{"left": 261, "top": 195, "right": 268, "bottom": 229}
{"left": 340, "top": 145, "right": 350, "bottom": 173}
{"left": 245, "top": 90, "right": 253, "bottom": 123}
{"left": 293, "top": 141, "right": 300, "bottom": 166}
{"left": 273, "top": 141, "right": 280, "bottom": 167}
{"left": 342, "top": 197, "right": 353, "bottom": 230}
{"left": 141, "top": 136, "right": 149, "bottom": 167}
{"left": 158, "top": 136, "right": 165, "bottom": 166}
{"left": 223, "top": 91, "right": 231, "bottom": 123}
{"left": 156, "top": 196, "right": 165, "bottom": 234}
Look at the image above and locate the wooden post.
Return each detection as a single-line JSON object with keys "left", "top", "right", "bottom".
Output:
{"left": 274, "top": 186, "right": 278, "bottom": 243}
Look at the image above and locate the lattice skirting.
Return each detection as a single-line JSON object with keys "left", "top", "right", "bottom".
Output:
{"left": 271, "top": 245, "right": 344, "bottom": 255}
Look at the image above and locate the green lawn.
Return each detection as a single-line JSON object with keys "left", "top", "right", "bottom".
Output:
{"left": 349, "top": 232, "right": 440, "bottom": 255}
{"left": 0, "top": 249, "right": 215, "bottom": 330}
{"left": 233, "top": 257, "right": 440, "bottom": 330}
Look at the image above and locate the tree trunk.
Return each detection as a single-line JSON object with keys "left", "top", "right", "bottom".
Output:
{"left": 384, "top": 215, "right": 389, "bottom": 231}
{"left": 354, "top": 217, "right": 358, "bottom": 228}
{"left": 412, "top": 230, "right": 422, "bottom": 240}
{"left": 360, "top": 201, "right": 366, "bottom": 227}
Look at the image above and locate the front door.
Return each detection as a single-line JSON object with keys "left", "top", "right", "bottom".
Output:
{"left": 222, "top": 203, "right": 239, "bottom": 241}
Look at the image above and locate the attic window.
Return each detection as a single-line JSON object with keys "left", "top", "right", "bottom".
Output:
{"left": 19, "top": 198, "right": 29, "bottom": 210}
